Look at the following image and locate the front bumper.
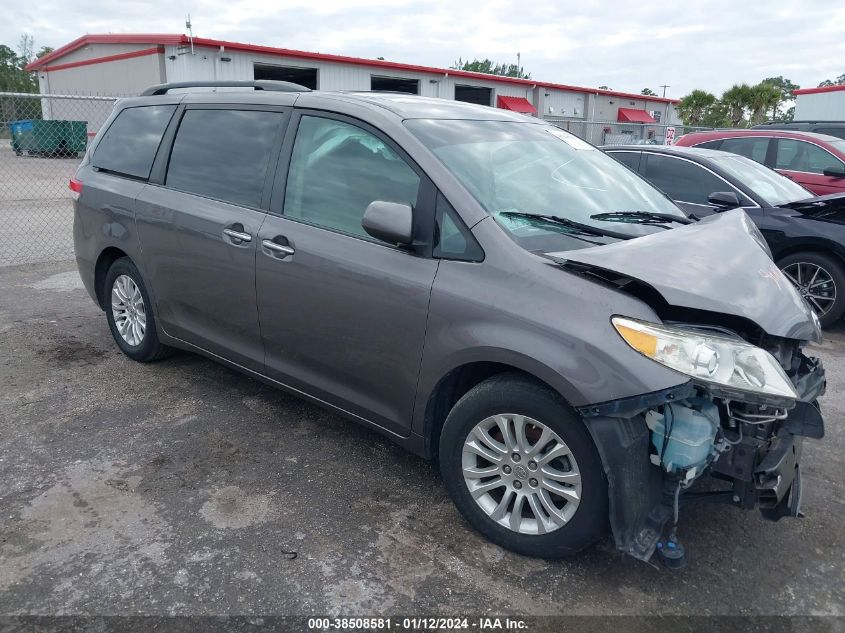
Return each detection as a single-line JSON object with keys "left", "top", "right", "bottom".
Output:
{"left": 583, "top": 353, "right": 825, "bottom": 562}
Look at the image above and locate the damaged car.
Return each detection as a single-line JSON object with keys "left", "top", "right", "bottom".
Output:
{"left": 72, "top": 82, "right": 826, "bottom": 566}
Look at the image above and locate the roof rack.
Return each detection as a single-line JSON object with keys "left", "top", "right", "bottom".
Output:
{"left": 140, "top": 80, "right": 311, "bottom": 96}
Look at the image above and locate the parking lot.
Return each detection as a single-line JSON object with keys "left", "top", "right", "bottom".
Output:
{"left": 1, "top": 259, "right": 843, "bottom": 618}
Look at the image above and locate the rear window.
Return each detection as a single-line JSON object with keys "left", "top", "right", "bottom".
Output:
{"left": 165, "top": 109, "right": 284, "bottom": 208}
{"left": 93, "top": 105, "right": 176, "bottom": 179}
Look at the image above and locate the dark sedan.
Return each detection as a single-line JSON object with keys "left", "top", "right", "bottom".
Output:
{"left": 604, "top": 144, "right": 845, "bottom": 326}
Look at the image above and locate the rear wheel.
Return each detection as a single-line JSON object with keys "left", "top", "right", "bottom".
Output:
{"left": 778, "top": 251, "right": 845, "bottom": 328}
{"left": 439, "top": 373, "right": 607, "bottom": 558}
{"left": 104, "top": 257, "right": 173, "bottom": 362}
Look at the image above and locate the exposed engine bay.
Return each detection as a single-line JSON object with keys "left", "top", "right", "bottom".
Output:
{"left": 580, "top": 329, "right": 825, "bottom": 567}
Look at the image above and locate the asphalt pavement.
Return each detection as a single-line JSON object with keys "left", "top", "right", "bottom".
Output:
{"left": 1, "top": 261, "right": 843, "bottom": 617}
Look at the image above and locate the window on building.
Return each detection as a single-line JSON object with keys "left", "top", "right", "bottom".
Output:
{"left": 718, "top": 137, "right": 770, "bottom": 163}
{"left": 166, "top": 109, "right": 283, "bottom": 208}
{"left": 370, "top": 76, "right": 419, "bottom": 94}
{"left": 774, "top": 139, "right": 845, "bottom": 174}
{"left": 254, "top": 63, "right": 318, "bottom": 89}
{"left": 284, "top": 115, "right": 421, "bottom": 239}
{"left": 92, "top": 105, "right": 176, "bottom": 179}
{"left": 643, "top": 154, "right": 745, "bottom": 206}
{"left": 454, "top": 85, "right": 492, "bottom": 106}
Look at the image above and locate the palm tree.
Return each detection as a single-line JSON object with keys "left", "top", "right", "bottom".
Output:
{"left": 677, "top": 89, "right": 717, "bottom": 126}
{"left": 749, "top": 82, "right": 781, "bottom": 124}
{"left": 721, "top": 84, "right": 754, "bottom": 127}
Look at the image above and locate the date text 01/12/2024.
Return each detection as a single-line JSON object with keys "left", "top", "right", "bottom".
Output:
{"left": 306, "top": 617, "right": 528, "bottom": 630}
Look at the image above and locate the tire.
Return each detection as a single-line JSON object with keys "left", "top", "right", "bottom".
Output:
{"left": 104, "top": 257, "right": 173, "bottom": 362}
{"left": 439, "top": 373, "right": 608, "bottom": 558}
{"left": 778, "top": 251, "right": 845, "bottom": 328}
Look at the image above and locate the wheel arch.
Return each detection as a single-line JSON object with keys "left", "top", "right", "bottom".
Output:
{"left": 418, "top": 352, "right": 580, "bottom": 460}
{"left": 771, "top": 238, "right": 845, "bottom": 267}
{"left": 94, "top": 246, "right": 130, "bottom": 310}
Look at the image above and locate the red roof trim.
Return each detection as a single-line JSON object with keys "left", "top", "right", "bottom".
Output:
{"left": 26, "top": 33, "right": 680, "bottom": 104}
{"left": 25, "top": 34, "right": 183, "bottom": 71}
{"left": 617, "top": 107, "right": 656, "bottom": 123}
{"left": 793, "top": 85, "right": 845, "bottom": 96}
{"left": 497, "top": 95, "right": 537, "bottom": 114}
{"left": 38, "top": 46, "right": 164, "bottom": 73}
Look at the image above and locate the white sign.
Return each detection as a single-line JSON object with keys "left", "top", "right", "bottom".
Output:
{"left": 665, "top": 127, "right": 676, "bottom": 145}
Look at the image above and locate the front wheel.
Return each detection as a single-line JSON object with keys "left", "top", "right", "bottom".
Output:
{"left": 439, "top": 373, "right": 608, "bottom": 558}
{"left": 778, "top": 251, "right": 845, "bottom": 328}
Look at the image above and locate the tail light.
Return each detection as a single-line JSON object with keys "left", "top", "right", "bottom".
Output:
{"left": 69, "top": 177, "right": 83, "bottom": 200}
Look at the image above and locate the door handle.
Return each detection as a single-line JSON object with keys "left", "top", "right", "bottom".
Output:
{"left": 262, "top": 239, "right": 295, "bottom": 257}
{"left": 223, "top": 227, "right": 252, "bottom": 243}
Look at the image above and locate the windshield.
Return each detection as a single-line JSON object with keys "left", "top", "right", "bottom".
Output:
{"left": 711, "top": 153, "right": 813, "bottom": 206}
{"left": 404, "top": 119, "right": 686, "bottom": 251}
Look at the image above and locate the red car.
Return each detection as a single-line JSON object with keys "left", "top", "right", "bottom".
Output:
{"left": 675, "top": 129, "right": 845, "bottom": 196}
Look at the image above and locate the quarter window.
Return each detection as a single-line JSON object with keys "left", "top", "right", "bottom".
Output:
{"left": 642, "top": 154, "right": 745, "bottom": 206}
{"left": 283, "top": 116, "right": 421, "bottom": 239}
{"left": 434, "top": 193, "right": 483, "bottom": 261}
{"left": 717, "top": 137, "right": 769, "bottom": 163}
{"left": 166, "top": 109, "right": 283, "bottom": 208}
{"left": 93, "top": 105, "right": 176, "bottom": 179}
{"left": 774, "top": 139, "right": 845, "bottom": 175}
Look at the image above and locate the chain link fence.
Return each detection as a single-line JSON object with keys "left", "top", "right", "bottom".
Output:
{"left": 1, "top": 92, "right": 118, "bottom": 266}
{"left": 544, "top": 117, "right": 713, "bottom": 146}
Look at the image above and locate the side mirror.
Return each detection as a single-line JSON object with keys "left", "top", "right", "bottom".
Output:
{"left": 823, "top": 167, "right": 845, "bottom": 179}
{"left": 707, "top": 191, "right": 742, "bottom": 209}
{"left": 362, "top": 201, "right": 414, "bottom": 245}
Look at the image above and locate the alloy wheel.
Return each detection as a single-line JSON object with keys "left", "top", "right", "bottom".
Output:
{"left": 462, "top": 414, "right": 582, "bottom": 535}
{"left": 781, "top": 262, "right": 836, "bottom": 317}
{"left": 111, "top": 274, "right": 146, "bottom": 346}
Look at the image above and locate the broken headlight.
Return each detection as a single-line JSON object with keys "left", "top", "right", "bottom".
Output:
{"left": 612, "top": 316, "right": 798, "bottom": 403}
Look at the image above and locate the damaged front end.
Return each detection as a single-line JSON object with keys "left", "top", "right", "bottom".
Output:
{"left": 579, "top": 329, "right": 825, "bottom": 565}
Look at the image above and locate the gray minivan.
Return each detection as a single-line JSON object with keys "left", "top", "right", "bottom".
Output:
{"left": 72, "top": 81, "right": 826, "bottom": 565}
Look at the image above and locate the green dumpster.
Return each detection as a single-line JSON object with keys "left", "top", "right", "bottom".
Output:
{"left": 10, "top": 119, "right": 88, "bottom": 157}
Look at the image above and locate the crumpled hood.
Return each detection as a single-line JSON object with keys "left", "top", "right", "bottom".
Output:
{"left": 548, "top": 209, "right": 820, "bottom": 342}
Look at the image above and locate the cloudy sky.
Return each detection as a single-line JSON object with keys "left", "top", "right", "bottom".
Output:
{"left": 5, "top": 0, "right": 844, "bottom": 97}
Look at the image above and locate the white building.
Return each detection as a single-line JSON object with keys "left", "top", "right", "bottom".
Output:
{"left": 26, "top": 33, "right": 680, "bottom": 140}
{"left": 793, "top": 85, "right": 845, "bottom": 120}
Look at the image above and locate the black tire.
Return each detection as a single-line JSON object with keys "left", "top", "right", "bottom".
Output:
{"left": 104, "top": 257, "right": 173, "bottom": 362}
{"left": 777, "top": 251, "right": 845, "bottom": 328}
{"left": 439, "top": 372, "right": 608, "bottom": 558}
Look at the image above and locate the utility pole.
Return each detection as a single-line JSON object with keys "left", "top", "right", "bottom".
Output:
{"left": 517, "top": 52, "right": 521, "bottom": 76}
{"left": 186, "top": 14, "right": 195, "bottom": 55}
{"left": 659, "top": 84, "right": 671, "bottom": 98}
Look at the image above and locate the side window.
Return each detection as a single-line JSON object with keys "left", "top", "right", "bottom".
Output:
{"left": 93, "top": 105, "right": 176, "bottom": 179}
{"left": 609, "top": 151, "right": 641, "bottom": 172}
{"left": 283, "top": 115, "right": 421, "bottom": 239}
{"left": 166, "top": 109, "right": 283, "bottom": 208}
{"left": 774, "top": 139, "right": 844, "bottom": 174}
{"left": 694, "top": 139, "right": 723, "bottom": 150}
{"left": 718, "top": 137, "right": 769, "bottom": 163}
{"left": 643, "top": 154, "right": 742, "bottom": 205}
{"left": 434, "top": 193, "right": 483, "bottom": 261}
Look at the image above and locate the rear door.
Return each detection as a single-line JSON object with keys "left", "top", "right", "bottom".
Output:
{"left": 135, "top": 105, "right": 289, "bottom": 370}
{"left": 772, "top": 138, "right": 845, "bottom": 196}
{"left": 255, "top": 111, "right": 438, "bottom": 434}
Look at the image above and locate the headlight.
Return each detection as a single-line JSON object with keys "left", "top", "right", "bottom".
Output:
{"left": 612, "top": 316, "right": 798, "bottom": 403}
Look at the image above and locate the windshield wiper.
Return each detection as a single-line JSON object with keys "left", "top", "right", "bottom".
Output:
{"left": 498, "top": 211, "right": 634, "bottom": 240}
{"left": 589, "top": 211, "right": 695, "bottom": 226}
